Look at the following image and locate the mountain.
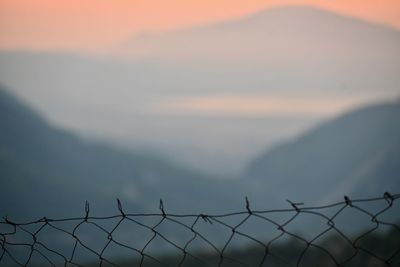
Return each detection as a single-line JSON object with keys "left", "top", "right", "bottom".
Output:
{"left": 245, "top": 101, "right": 400, "bottom": 205}
{"left": 0, "top": 85, "right": 241, "bottom": 220}
{"left": 118, "top": 5, "right": 400, "bottom": 95}
{"left": 1, "top": 86, "right": 399, "bottom": 265}
{"left": 121, "top": 6, "right": 400, "bottom": 63}
{"left": 0, "top": 6, "right": 399, "bottom": 174}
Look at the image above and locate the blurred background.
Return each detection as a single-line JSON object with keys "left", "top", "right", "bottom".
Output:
{"left": 0, "top": 0, "right": 400, "bottom": 265}
{"left": 1, "top": 0, "right": 400, "bottom": 213}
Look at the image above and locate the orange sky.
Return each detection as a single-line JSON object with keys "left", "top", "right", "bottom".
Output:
{"left": 0, "top": 0, "right": 399, "bottom": 53}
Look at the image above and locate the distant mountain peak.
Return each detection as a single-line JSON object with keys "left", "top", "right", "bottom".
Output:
{"left": 242, "top": 5, "right": 348, "bottom": 20}
{"left": 246, "top": 4, "right": 400, "bottom": 33}
{"left": 116, "top": 4, "right": 400, "bottom": 62}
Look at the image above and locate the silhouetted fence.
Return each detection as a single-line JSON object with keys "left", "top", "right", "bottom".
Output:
{"left": 1, "top": 193, "right": 399, "bottom": 267}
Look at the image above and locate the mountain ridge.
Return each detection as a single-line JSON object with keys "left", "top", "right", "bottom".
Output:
{"left": 245, "top": 100, "right": 400, "bottom": 205}
{"left": 1, "top": 83, "right": 399, "bottom": 217}
{"left": 127, "top": 5, "right": 400, "bottom": 44}
{"left": 119, "top": 5, "right": 400, "bottom": 62}
{"left": 0, "top": 85, "right": 242, "bottom": 219}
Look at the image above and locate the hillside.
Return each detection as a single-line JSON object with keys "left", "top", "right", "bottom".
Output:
{"left": 0, "top": 86, "right": 240, "bottom": 220}
{"left": 1, "top": 82, "right": 399, "bottom": 219}
{"left": 1, "top": 83, "right": 400, "bottom": 219}
{"left": 245, "top": 101, "right": 400, "bottom": 205}
{"left": 1, "top": 86, "right": 400, "bottom": 266}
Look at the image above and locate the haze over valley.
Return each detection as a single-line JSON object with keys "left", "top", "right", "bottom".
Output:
{"left": 1, "top": 6, "right": 399, "bottom": 175}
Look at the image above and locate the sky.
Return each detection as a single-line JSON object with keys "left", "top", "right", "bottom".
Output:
{"left": 1, "top": 0, "right": 400, "bottom": 53}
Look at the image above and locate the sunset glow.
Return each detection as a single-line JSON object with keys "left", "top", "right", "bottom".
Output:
{"left": 1, "top": 0, "right": 399, "bottom": 53}
{"left": 155, "top": 95, "right": 375, "bottom": 117}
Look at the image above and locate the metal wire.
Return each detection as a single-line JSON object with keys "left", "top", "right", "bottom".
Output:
{"left": 1, "top": 192, "right": 399, "bottom": 267}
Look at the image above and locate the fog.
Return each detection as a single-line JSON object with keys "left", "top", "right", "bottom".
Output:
{"left": 0, "top": 7, "right": 399, "bottom": 174}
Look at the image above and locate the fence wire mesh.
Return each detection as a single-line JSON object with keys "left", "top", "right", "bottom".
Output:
{"left": 1, "top": 192, "right": 399, "bottom": 267}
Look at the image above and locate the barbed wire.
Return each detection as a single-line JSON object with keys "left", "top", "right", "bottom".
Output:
{"left": 1, "top": 192, "right": 399, "bottom": 267}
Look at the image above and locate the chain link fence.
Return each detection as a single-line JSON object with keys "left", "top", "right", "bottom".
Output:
{"left": 1, "top": 192, "right": 399, "bottom": 267}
